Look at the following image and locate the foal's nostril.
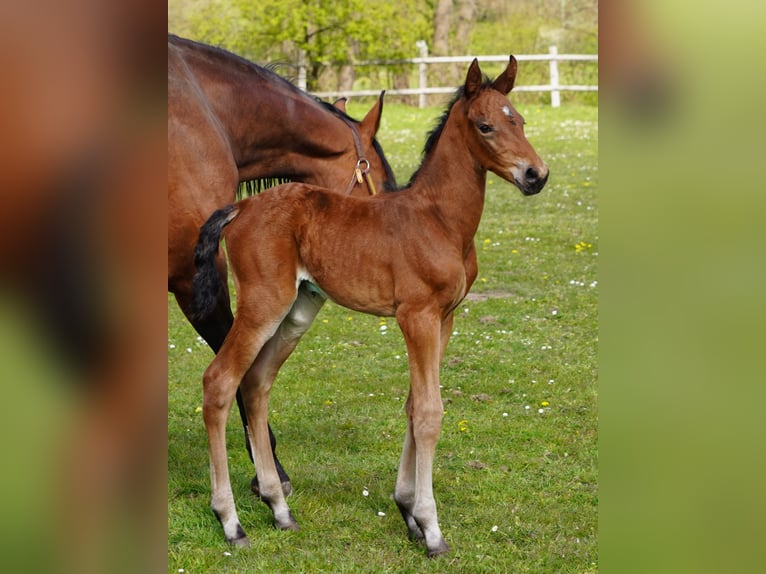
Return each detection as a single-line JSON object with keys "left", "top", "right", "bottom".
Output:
{"left": 525, "top": 167, "right": 539, "bottom": 182}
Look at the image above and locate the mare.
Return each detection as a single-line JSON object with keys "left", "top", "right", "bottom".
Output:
{"left": 191, "top": 57, "right": 548, "bottom": 556}
{"left": 168, "top": 35, "right": 397, "bottom": 495}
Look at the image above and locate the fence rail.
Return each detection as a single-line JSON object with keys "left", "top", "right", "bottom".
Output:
{"left": 301, "top": 45, "right": 597, "bottom": 108}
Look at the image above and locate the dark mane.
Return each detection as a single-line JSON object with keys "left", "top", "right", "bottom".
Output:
{"left": 404, "top": 78, "right": 493, "bottom": 187}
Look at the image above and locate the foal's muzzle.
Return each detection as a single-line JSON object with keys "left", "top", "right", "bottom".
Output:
{"left": 520, "top": 166, "right": 549, "bottom": 196}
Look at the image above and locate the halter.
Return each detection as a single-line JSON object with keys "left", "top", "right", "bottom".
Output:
{"left": 339, "top": 116, "right": 377, "bottom": 196}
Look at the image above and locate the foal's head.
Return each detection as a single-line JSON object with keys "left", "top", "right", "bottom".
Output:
{"left": 460, "top": 57, "right": 549, "bottom": 196}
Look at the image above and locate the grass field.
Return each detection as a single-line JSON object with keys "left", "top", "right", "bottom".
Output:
{"left": 168, "top": 100, "right": 597, "bottom": 573}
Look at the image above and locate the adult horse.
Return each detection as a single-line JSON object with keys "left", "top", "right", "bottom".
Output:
{"left": 168, "top": 35, "right": 397, "bottom": 495}
{"left": 192, "top": 56, "right": 548, "bottom": 556}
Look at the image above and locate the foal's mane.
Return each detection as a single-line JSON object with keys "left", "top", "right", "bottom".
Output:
{"left": 404, "top": 76, "right": 494, "bottom": 188}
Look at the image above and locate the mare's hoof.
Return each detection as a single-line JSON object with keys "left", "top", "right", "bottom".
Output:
{"left": 251, "top": 476, "right": 293, "bottom": 498}
{"left": 427, "top": 539, "right": 450, "bottom": 558}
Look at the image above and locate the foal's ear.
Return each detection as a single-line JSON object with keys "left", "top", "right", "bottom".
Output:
{"left": 491, "top": 55, "right": 518, "bottom": 95}
{"left": 359, "top": 91, "right": 385, "bottom": 139}
{"left": 333, "top": 97, "right": 348, "bottom": 114}
{"left": 464, "top": 58, "right": 483, "bottom": 98}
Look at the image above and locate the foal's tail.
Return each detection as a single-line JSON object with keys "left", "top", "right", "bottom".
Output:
{"left": 191, "top": 205, "right": 239, "bottom": 321}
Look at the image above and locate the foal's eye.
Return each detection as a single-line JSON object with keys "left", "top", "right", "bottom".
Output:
{"left": 478, "top": 123, "right": 493, "bottom": 134}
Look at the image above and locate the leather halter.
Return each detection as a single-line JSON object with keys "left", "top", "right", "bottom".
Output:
{"left": 339, "top": 116, "right": 377, "bottom": 196}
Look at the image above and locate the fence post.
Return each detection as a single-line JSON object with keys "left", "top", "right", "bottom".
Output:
{"left": 416, "top": 40, "right": 428, "bottom": 109}
{"left": 549, "top": 46, "right": 560, "bottom": 108}
{"left": 297, "top": 49, "right": 307, "bottom": 92}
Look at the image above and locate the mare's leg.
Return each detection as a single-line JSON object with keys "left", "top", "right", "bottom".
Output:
{"left": 393, "top": 306, "right": 450, "bottom": 557}
{"left": 172, "top": 256, "right": 292, "bottom": 496}
{"left": 245, "top": 283, "right": 326, "bottom": 504}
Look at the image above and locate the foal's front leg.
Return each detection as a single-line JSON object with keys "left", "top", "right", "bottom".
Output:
{"left": 394, "top": 306, "right": 450, "bottom": 557}
{"left": 396, "top": 310, "right": 457, "bottom": 545}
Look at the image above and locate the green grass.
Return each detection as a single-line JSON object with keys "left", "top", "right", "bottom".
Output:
{"left": 168, "top": 102, "right": 597, "bottom": 573}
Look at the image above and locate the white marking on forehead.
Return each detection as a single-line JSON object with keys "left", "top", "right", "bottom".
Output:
{"left": 502, "top": 105, "right": 512, "bottom": 117}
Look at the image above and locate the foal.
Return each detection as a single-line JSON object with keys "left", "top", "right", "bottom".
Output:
{"left": 192, "top": 56, "right": 548, "bottom": 556}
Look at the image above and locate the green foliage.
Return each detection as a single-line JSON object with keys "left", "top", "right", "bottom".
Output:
{"left": 168, "top": 101, "right": 597, "bottom": 571}
{"left": 184, "top": 0, "right": 431, "bottom": 89}
{"left": 170, "top": 0, "right": 597, "bottom": 99}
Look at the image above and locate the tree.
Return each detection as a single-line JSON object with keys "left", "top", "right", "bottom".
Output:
{"left": 185, "top": 0, "right": 431, "bottom": 91}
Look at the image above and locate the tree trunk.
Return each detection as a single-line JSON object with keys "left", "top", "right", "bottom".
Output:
{"left": 337, "top": 44, "right": 356, "bottom": 93}
{"left": 337, "top": 64, "right": 354, "bottom": 93}
{"left": 432, "top": 0, "right": 453, "bottom": 96}
{"left": 433, "top": 0, "right": 452, "bottom": 56}
{"left": 454, "top": 0, "right": 476, "bottom": 51}
{"left": 452, "top": 0, "right": 477, "bottom": 84}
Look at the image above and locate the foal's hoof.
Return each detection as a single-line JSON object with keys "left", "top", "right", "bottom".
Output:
{"left": 426, "top": 539, "right": 450, "bottom": 558}
{"left": 251, "top": 476, "right": 293, "bottom": 498}
{"left": 275, "top": 513, "right": 299, "bottom": 532}
{"left": 228, "top": 534, "right": 250, "bottom": 548}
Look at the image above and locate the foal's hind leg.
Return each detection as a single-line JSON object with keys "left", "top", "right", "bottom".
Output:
{"left": 246, "top": 283, "right": 326, "bottom": 499}
{"left": 172, "top": 259, "right": 292, "bottom": 496}
{"left": 202, "top": 304, "right": 292, "bottom": 546}
{"left": 240, "top": 284, "right": 326, "bottom": 530}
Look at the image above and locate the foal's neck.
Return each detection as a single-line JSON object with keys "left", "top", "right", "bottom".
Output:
{"left": 409, "top": 109, "right": 487, "bottom": 247}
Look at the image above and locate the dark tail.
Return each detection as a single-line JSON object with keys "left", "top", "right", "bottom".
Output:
{"left": 191, "top": 205, "right": 239, "bottom": 321}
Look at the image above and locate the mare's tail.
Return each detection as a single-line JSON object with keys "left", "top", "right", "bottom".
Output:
{"left": 191, "top": 205, "right": 239, "bottom": 321}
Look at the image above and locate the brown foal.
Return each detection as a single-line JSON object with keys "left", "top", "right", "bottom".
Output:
{"left": 192, "top": 56, "right": 548, "bottom": 556}
{"left": 169, "top": 35, "right": 396, "bottom": 494}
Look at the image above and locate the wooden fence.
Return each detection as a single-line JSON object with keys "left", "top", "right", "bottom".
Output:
{"left": 299, "top": 45, "right": 597, "bottom": 108}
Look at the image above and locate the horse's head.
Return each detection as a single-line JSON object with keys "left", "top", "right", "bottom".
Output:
{"left": 461, "top": 57, "right": 549, "bottom": 196}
